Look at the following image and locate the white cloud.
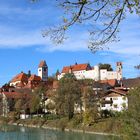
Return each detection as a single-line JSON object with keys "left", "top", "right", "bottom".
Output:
{"left": 0, "top": 25, "right": 47, "bottom": 48}
{"left": 0, "top": 3, "right": 139, "bottom": 56}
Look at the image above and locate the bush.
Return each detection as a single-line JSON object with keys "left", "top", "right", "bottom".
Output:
{"left": 83, "top": 111, "right": 93, "bottom": 125}
{"left": 45, "top": 114, "right": 59, "bottom": 120}
{"left": 68, "top": 114, "right": 83, "bottom": 127}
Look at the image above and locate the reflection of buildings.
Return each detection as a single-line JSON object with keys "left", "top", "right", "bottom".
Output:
{"left": 57, "top": 62, "right": 122, "bottom": 81}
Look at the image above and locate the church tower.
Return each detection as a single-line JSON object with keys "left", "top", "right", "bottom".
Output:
{"left": 38, "top": 60, "right": 48, "bottom": 81}
{"left": 116, "top": 62, "right": 123, "bottom": 81}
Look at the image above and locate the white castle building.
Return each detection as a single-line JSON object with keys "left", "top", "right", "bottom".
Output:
{"left": 57, "top": 62, "right": 122, "bottom": 81}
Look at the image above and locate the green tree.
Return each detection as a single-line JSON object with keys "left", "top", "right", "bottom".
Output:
{"left": 82, "top": 86, "right": 99, "bottom": 125}
{"left": 39, "top": 0, "right": 140, "bottom": 52}
{"left": 120, "top": 87, "right": 140, "bottom": 140}
{"left": 99, "top": 63, "right": 113, "bottom": 71}
{"left": 29, "top": 94, "right": 41, "bottom": 115}
{"left": 55, "top": 73, "right": 82, "bottom": 120}
{"left": 14, "top": 99, "right": 22, "bottom": 114}
{"left": 33, "top": 84, "right": 48, "bottom": 113}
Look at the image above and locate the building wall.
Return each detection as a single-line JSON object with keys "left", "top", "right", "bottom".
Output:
{"left": 106, "top": 71, "right": 117, "bottom": 80}
{"left": 38, "top": 67, "right": 48, "bottom": 81}
{"left": 101, "top": 95, "right": 128, "bottom": 112}
{"left": 58, "top": 62, "right": 123, "bottom": 81}
{"left": 10, "top": 81, "right": 21, "bottom": 87}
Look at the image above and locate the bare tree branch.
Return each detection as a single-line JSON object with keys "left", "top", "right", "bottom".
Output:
{"left": 41, "top": 0, "right": 140, "bottom": 52}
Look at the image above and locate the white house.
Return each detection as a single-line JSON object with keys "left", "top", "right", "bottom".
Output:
{"left": 100, "top": 89, "right": 128, "bottom": 112}
{"left": 57, "top": 62, "right": 122, "bottom": 81}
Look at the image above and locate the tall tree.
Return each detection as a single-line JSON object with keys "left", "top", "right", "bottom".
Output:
{"left": 33, "top": 84, "right": 48, "bottom": 113}
{"left": 120, "top": 87, "right": 140, "bottom": 140}
{"left": 39, "top": 0, "right": 140, "bottom": 52}
{"left": 55, "top": 73, "right": 82, "bottom": 120}
{"left": 29, "top": 94, "right": 41, "bottom": 115}
{"left": 82, "top": 86, "right": 98, "bottom": 124}
{"left": 99, "top": 63, "right": 113, "bottom": 71}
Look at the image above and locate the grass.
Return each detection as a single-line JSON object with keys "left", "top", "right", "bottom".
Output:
{"left": 0, "top": 114, "right": 123, "bottom": 135}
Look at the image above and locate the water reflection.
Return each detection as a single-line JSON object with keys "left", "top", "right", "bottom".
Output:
{"left": 0, "top": 125, "right": 120, "bottom": 140}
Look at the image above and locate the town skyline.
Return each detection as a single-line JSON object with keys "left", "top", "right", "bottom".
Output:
{"left": 0, "top": 0, "right": 140, "bottom": 85}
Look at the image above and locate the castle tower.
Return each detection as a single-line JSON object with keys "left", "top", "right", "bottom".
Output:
{"left": 94, "top": 65, "right": 100, "bottom": 81}
{"left": 116, "top": 62, "right": 123, "bottom": 81}
{"left": 38, "top": 60, "right": 48, "bottom": 81}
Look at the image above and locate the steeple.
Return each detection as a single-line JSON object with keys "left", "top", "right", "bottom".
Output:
{"left": 116, "top": 62, "right": 123, "bottom": 81}
{"left": 38, "top": 60, "right": 48, "bottom": 81}
{"left": 38, "top": 60, "right": 47, "bottom": 68}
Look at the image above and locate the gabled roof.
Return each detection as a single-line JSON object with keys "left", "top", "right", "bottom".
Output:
{"left": 110, "top": 89, "right": 127, "bottom": 96}
{"left": 11, "top": 72, "right": 28, "bottom": 83}
{"left": 38, "top": 60, "right": 47, "bottom": 68}
{"left": 62, "top": 63, "right": 92, "bottom": 73}
{"left": 105, "top": 93, "right": 122, "bottom": 97}
{"left": 28, "top": 75, "right": 41, "bottom": 81}
{"left": 104, "top": 89, "right": 127, "bottom": 98}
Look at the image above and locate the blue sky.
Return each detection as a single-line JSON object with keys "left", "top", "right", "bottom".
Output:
{"left": 0, "top": 0, "right": 140, "bottom": 85}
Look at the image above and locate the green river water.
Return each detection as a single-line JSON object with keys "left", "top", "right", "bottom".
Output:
{"left": 0, "top": 125, "right": 121, "bottom": 140}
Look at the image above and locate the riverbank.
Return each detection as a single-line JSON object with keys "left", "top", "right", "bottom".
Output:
{"left": 0, "top": 116, "right": 121, "bottom": 137}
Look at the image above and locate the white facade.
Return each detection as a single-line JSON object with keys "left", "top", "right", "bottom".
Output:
{"left": 58, "top": 62, "right": 123, "bottom": 81}
{"left": 38, "top": 61, "right": 48, "bottom": 81}
{"left": 10, "top": 81, "right": 20, "bottom": 87}
{"left": 101, "top": 94, "right": 128, "bottom": 112}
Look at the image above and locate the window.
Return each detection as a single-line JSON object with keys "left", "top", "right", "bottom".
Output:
{"left": 122, "top": 103, "right": 126, "bottom": 108}
{"left": 44, "top": 68, "right": 47, "bottom": 72}
{"left": 114, "top": 104, "right": 118, "bottom": 108}
{"left": 122, "top": 97, "right": 126, "bottom": 100}
{"left": 102, "top": 104, "right": 105, "bottom": 107}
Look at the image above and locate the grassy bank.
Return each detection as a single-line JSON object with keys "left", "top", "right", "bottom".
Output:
{"left": 0, "top": 115, "right": 122, "bottom": 136}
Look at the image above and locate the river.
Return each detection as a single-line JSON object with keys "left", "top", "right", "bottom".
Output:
{"left": 0, "top": 125, "right": 121, "bottom": 140}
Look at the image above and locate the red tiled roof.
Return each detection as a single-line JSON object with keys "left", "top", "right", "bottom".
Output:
{"left": 100, "top": 79, "right": 118, "bottom": 87}
{"left": 104, "top": 89, "right": 127, "bottom": 98}
{"left": 38, "top": 60, "right": 47, "bottom": 68}
{"left": 62, "top": 63, "right": 91, "bottom": 73}
{"left": 28, "top": 75, "right": 41, "bottom": 81}
{"left": 105, "top": 93, "right": 122, "bottom": 97}
{"left": 110, "top": 89, "right": 127, "bottom": 96}
{"left": 11, "top": 72, "right": 28, "bottom": 83}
